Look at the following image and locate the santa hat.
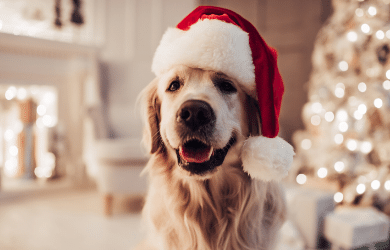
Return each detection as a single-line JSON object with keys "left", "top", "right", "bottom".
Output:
{"left": 152, "top": 6, "right": 294, "bottom": 182}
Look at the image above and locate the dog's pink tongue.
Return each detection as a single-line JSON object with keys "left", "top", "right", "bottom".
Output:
{"left": 179, "top": 145, "right": 213, "bottom": 163}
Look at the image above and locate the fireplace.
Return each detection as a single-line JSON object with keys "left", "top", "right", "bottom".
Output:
{"left": 0, "top": 32, "right": 99, "bottom": 195}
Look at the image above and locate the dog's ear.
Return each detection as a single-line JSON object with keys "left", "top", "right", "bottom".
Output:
{"left": 246, "top": 95, "right": 262, "bottom": 137}
{"left": 138, "top": 78, "right": 163, "bottom": 154}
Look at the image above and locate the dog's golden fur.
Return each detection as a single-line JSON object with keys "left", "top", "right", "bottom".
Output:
{"left": 138, "top": 66, "right": 286, "bottom": 250}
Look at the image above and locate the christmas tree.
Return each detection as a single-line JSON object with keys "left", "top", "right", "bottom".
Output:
{"left": 291, "top": 0, "right": 390, "bottom": 215}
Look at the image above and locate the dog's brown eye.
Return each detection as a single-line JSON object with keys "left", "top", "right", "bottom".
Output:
{"left": 167, "top": 80, "right": 181, "bottom": 92}
{"left": 216, "top": 80, "right": 237, "bottom": 94}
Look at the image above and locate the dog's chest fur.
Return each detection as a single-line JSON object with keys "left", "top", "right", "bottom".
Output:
{"left": 143, "top": 156, "right": 284, "bottom": 250}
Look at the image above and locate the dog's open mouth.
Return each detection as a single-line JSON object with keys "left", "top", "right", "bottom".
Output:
{"left": 176, "top": 136, "right": 236, "bottom": 176}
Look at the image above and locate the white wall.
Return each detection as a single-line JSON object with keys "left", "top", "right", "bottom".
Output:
{"left": 99, "top": 0, "right": 196, "bottom": 138}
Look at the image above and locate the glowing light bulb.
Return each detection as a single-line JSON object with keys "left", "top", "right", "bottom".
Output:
{"left": 354, "top": 110, "right": 363, "bottom": 120}
{"left": 335, "top": 83, "right": 345, "bottom": 98}
{"left": 317, "top": 168, "right": 328, "bottom": 178}
{"left": 371, "top": 180, "right": 380, "bottom": 190}
{"left": 336, "top": 109, "right": 348, "bottom": 121}
{"left": 358, "top": 104, "right": 367, "bottom": 114}
{"left": 358, "top": 82, "right": 367, "bottom": 92}
{"left": 376, "top": 30, "right": 385, "bottom": 39}
{"left": 37, "top": 105, "right": 47, "bottom": 116}
{"left": 347, "top": 31, "right": 358, "bottom": 42}
{"left": 334, "top": 192, "right": 344, "bottom": 203}
{"left": 296, "top": 174, "right": 307, "bottom": 185}
{"left": 339, "top": 61, "right": 349, "bottom": 71}
{"left": 361, "top": 24, "right": 370, "bottom": 33}
{"left": 338, "top": 122, "right": 349, "bottom": 132}
{"left": 334, "top": 161, "right": 345, "bottom": 172}
{"left": 17, "top": 88, "right": 27, "bottom": 100}
{"left": 334, "top": 134, "right": 344, "bottom": 144}
{"left": 335, "top": 88, "right": 345, "bottom": 98}
{"left": 311, "top": 102, "right": 322, "bottom": 113}
{"left": 374, "top": 98, "right": 383, "bottom": 108}
{"left": 385, "top": 180, "right": 390, "bottom": 191}
{"left": 4, "top": 129, "right": 14, "bottom": 142}
{"left": 387, "top": 30, "right": 390, "bottom": 39}
{"left": 311, "top": 115, "right": 321, "bottom": 126}
{"left": 360, "top": 141, "right": 372, "bottom": 154}
{"left": 356, "top": 183, "right": 366, "bottom": 194}
{"left": 5, "top": 86, "right": 17, "bottom": 100}
{"left": 347, "top": 139, "right": 358, "bottom": 151}
{"left": 383, "top": 80, "right": 390, "bottom": 90}
{"left": 356, "top": 8, "right": 364, "bottom": 17}
{"left": 9, "top": 146, "right": 18, "bottom": 156}
{"left": 368, "top": 6, "right": 377, "bottom": 16}
{"left": 301, "top": 139, "right": 312, "bottom": 150}
{"left": 386, "top": 70, "right": 390, "bottom": 79}
{"left": 325, "top": 112, "right": 335, "bottom": 122}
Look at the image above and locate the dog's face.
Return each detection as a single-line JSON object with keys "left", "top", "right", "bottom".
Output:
{"left": 140, "top": 65, "right": 260, "bottom": 179}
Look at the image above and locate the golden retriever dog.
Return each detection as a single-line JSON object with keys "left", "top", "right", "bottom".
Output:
{"left": 135, "top": 6, "right": 294, "bottom": 250}
{"left": 137, "top": 65, "right": 286, "bottom": 250}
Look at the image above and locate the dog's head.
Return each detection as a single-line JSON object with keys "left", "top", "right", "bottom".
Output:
{"left": 139, "top": 65, "right": 261, "bottom": 179}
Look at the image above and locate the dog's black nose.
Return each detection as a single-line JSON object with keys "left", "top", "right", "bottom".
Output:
{"left": 177, "top": 100, "right": 215, "bottom": 131}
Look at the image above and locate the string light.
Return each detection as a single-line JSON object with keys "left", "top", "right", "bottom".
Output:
{"left": 361, "top": 24, "right": 370, "bottom": 33}
{"left": 317, "top": 168, "right": 328, "bottom": 178}
{"left": 339, "top": 61, "right": 349, "bottom": 71}
{"left": 334, "top": 192, "right": 344, "bottom": 203}
{"left": 338, "top": 122, "right": 349, "bottom": 132}
{"left": 368, "top": 6, "right": 377, "bottom": 16}
{"left": 334, "top": 134, "right": 344, "bottom": 144}
{"left": 360, "top": 141, "right": 373, "bottom": 154}
{"left": 334, "top": 161, "right": 345, "bottom": 172}
{"left": 358, "top": 104, "right": 367, "bottom": 114}
{"left": 336, "top": 109, "right": 348, "bottom": 121}
{"left": 376, "top": 30, "right": 385, "bottom": 40}
{"left": 383, "top": 80, "right": 390, "bottom": 90}
{"left": 386, "top": 70, "right": 390, "bottom": 79}
{"left": 9, "top": 146, "right": 18, "bottom": 156}
{"left": 335, "top": 83, "right": 345, "bottom": 98}
{"left": 358, "top": 82, "right": 367, "bottom": 92}
{"left": 347, "top": 31, "right": 358, "bottom": 42}
{"left": 301, "top": 139, "right": 312, "bottom": 150}
{"left": 374, "top": 98, "right": 383, "bottom": 108}
{"left": 5, "top": 86, "right": 17, "bottom": 100}
{"left": 4, "top": 129, "right": 14, "bottom": 142}
{"left": 371, "top": 180, "right": 380, "bottom": 190}
{"left": 385, "top": 180, "right": 390, "bottom": 191}
{"left": 386, "top": 30, "right": 390, "bottom": 39}
{"left": 37, "top": 105, "right": 47, "bottom": 116}
{"left": 354, "top": 110, "right": 363, "bottom": 120}
{"left": 325, "top": 111, "right": 335, "bottom": 122}
{"left": 311, "top": 102, "right": 322, "bottom": 113}
{"left": 356, "top": 183, "right": 366, "bottom": 194}
{"left": 346, "top": 139, "right": 358, "bottom": 151}
{"left": 17, "top": 88, "right": 27, "bottom": 100}
{"left": 296, "top": 174, "right": 307, "bottom": 185}
{"left": 311, "top": 115, "right": 321, "bottom": 126}
{"left": 335, "top": 88, "right": 345, "bottom": 98}
{"left": 356, "top": 8, "right": 364, "bottom": 17}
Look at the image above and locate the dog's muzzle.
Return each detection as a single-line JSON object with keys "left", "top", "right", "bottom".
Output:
{"left": 175, "top": 100, "right": 235, "bottom": 176}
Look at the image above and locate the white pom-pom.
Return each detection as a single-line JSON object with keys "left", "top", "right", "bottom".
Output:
{"left": 241, "top": 136, "right": 295, "bottom": 182}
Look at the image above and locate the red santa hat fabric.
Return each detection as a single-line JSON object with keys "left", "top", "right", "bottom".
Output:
{"left": 152, "top": 6, "right": 284, "bottom": 138}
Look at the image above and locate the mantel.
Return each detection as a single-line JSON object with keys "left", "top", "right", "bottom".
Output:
{"left": 0, "top": 32, "right": 100, "bottom": 59}
{"left": 0, "top": 32, "right": 101, "bottom": 190}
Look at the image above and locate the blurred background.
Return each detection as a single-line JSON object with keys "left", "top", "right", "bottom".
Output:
{"left": 1, "top": 0, "right": 390, "bottom": 250}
